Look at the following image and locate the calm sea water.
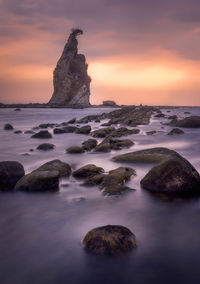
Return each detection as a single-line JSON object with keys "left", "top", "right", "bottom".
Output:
{"left": 0, "top": 107, "right": 200, "bottom": 284}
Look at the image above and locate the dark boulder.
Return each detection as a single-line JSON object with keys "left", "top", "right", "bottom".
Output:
{"left": 170, "top": 116, "right": 200, "bottom": 128}
{"left": 83, "top": 225, "right": 137, "bottom": 255}
{"left": 82, "top": 139, "right": 97, "bottom": 151}
{"left": 73, "top": 164, "right": 104, "bottom": 178}
{"left": 15, "top": 170, "right": 59, "bottom": 192}
{"left": 76, "top": 125, "right": 91, "bottom": 135}
{"left": 168, "top": 128, "right": 184, "bottom": 135}
{"left": 53, "top": 128, "right": 67, "bottom": 134}
{"left": 0, "top": 161, "right": 25, "bottom": 191}
{"left": 35, "top": 159, "right": 71, "bottom": 177}
{"left": 14, "top": 130, "right": 22, "bottom": 134}
{"left": 4, "top": 123, "right": 13, "bottom": 130}
{"left": 141, "top": 156, "right": 200, "bottom": 197}
{"left": 103, "top": 185, "right": 135, "bottom": 195}
{"left": 102, "top": 167, "right": 135, "bottom": 188}
{"left": 37, "top": 143, "right": 55, "bottom": 151}
{"left": 66, "top": 146, "right": 84, "bottom": 154}
{"left": 31, "top": 130, "right": 52, "bottom": 139}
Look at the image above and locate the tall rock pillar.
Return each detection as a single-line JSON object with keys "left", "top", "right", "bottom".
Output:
{"left": 48, "top": 29, "right": 91, "bottom": 107}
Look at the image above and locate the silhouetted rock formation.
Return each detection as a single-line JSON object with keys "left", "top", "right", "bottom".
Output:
{"left": 48, "top": 29, "right": 91, "bottom": 108}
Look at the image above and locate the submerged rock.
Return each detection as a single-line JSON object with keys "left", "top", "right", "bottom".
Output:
{"left": 0, "top": 161, "right": 25, "bottom": 191}
{"left": 66, "top": 146, "right": 84, "bottom": 154}
{"left": 170, "top": 116, "right": 200, "bottom": 128}
{"left": 4, "top": 123, "right": 13, "bottom": 130}
{"left": 83, "top": 225, "right": 137, "bottom": 255}
{"left": 91, "top": 127, "right": 115, "bottom": 138}
{"left": 31, "top": 130, "right": 52, "bottom": 139}
{"left": 103, "top": 185, "right": 135, "bottom": 195}
{"left": 141, "top": 156, "right": 200, "bottom": 197}
{"left": 113, "top": 147, "right": 180, "bottom": 164}
{"left": 168, "top": 128, "right": 184, "bottom": 135}
{"left": 14, "top": 130, "right": 22, "bottom": 134}
{"left": 94, "top": 137, "right": 134, "bottom": 152}
{"left": 14, "top": 108, "right": 21, "bottom": 111}
{"left": 146, "top": 130, "right": 156, "bottom": 135}
{"left": 37, "top": 143, "right": 55, "bottom": 151}
{"left": 73, "top": 164, "right": 104, "bottom": 178}
{"left": 15, "top": 170, "right": 59, "bottom": 192}
{"left": 48, "top": 29, "right": 91, "bottom": 108}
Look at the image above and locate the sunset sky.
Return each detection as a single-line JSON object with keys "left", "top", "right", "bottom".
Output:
{"left": 0, "top": 0, "right": 200, "bottom": 105}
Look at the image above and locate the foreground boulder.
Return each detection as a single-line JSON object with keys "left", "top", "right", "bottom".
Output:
{"left": 73, "top": 164, "right": 104, "bottom": 178}
{"left": 83, "top": 225, "right": 137, "bottom": 255}
{"left": 31, "top": 130, "right": 52, "bottom": 139}
{"left": 113, "top": 147, "right": 180, "bottom": 164}
{"left": 35, "top": 159, "right": 71, "bottom": 177}
{"left": 15, "top": 170, "right": 59, "bottom": 192}
{"left": 141, "top": 156, "right": 200, "bottom": 197}
{"left": 0, "top": 161, "right": 25, "bottom": 191}
{"left": 170, "top": 116, "right": 200, "bottom": 128}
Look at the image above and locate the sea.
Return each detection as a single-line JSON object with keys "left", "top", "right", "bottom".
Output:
{"left": 0, "top": 106, "right": 200, "bottom": 284}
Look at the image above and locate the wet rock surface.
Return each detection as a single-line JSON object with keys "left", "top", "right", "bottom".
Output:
{"left": 35, "top": 159, "right": 71, "bottom": 177}
{"left": 37, "top": 143, "right": 55, "bottom": 151}
{"left": 66, "top": 146, "right": 85, "bottom": 154}
{"left": 0, "top": 161, "right": 25, "bottom": 191}
{"left": 168, "top": 128, "right": 184, "bottom": 135}
{"left": 141, "top": 156, "right": 200, "bottom": 197}
{"left": 170, "top": 116, "right": 200, "bottom": 128}
{"left": 83, "top": 225, "right": 137, "bottom": 255}
{"left": 31, "top": 130, "right": 52, "bottom": 139}
{"left": 113, "top": 147, "right": 180, "bottom": 164}
{"left": 15, "top": 170, "right": 59, "bottom": 192}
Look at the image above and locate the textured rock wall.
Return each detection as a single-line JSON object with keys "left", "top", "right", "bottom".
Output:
{"left": 48, "top": 29, "right": 91, "bottom": 107}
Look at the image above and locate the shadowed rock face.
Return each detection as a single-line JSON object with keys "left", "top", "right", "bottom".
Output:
{"left": 48, "top": 29, "right": 91, "bottom": 107}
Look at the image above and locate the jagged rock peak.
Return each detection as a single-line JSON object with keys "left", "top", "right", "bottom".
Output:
{"left": 48, "top": 29, "right": 91, "bottom": 108}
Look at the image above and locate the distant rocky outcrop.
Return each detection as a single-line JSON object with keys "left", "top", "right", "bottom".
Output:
{"left": 48, "top": 29, "right": 91, "bottom": 108}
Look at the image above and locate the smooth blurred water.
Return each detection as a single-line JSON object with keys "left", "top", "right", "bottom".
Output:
{"left": 0, "top": 107, "right": 200, "bottom": 284}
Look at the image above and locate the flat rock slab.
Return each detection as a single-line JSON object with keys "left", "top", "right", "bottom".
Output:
{"left": 113, "top": 147, "right": 180, "bottom": 164}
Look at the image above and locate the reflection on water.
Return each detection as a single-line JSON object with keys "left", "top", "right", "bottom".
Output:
{"left": 0, "top": 107, "right": 200, "bottom": 284}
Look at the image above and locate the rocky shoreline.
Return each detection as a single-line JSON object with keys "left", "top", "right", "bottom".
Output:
{"left": 1, "top": 105, "right": 200, "bottom": 255}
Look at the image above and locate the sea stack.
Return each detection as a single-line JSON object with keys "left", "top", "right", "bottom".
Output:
{"left": 48, "top": 29, "right": 91, "bottom": 108}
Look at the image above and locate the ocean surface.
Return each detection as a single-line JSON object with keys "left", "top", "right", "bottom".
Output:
{"left": 0, "top": 107, "right": 200, "bottom": 284}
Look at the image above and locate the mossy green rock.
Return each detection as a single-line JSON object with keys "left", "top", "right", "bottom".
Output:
{"left": 83, "top": 225, "right": 137, "bottom": 255}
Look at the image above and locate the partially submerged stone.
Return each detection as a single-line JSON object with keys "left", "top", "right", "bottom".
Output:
{"left": 82, "top": 139, "right": 97, "bottom": 151}
{"left": 170, "top": 116, "right": 200, "bottom": 128}
{"left": 83, "top": 225, "right": 137, "bottom": 255}
{"left": 37, "top": 143, "right": 55, "bottom": 151}
{"left": 141, "top": 156, "right": 200, "bottom": 197}
{"left": 102, "top": 167, "right": 135, "bottom": 188}
{"left": 94, "top": 137, "right": 134, "bottom": 152}
{"left": 0, "top": 161, "right": 25, "bottom": 191}
{"left": 15, "top": 170, "right": 59, "bottom": 192}
{"left": 146, "top": 130, "right": 156, "bottom": 135}
{"left": 168, "top": 128, "right": 184, "bottom": 135}
{"left": 113, "top": 147, "right": 180, "bottom": 164}
{"left": 66, "top": 146, "right": 84, "bottom": 154}
{"left": 73, "top": 164, "right": 104, "bottom": 178}
{"left": 4, "top": 123, "right": 13, "bottom": 130}
{"left": 103, "top": 185, "right": 135, "bottom": 195}
{"left": 76, "top": 125, "right": 91, "bottom": 134}
{"left": 31, "top": 130, "right": 52, "bottom": 139}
